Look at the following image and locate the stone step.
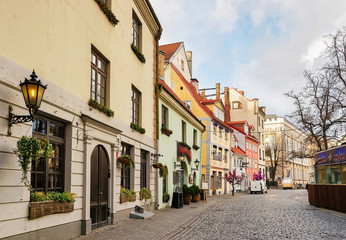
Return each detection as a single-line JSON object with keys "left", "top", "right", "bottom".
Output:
{"left": 130, "top": 211, "right": 154, "bottom": 219}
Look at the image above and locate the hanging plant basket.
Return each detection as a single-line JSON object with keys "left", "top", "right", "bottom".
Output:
{"left": 152, "top": 162, "right": 162, "bottom": 169}
{"left": 117, "top": 154, "right": 135, "bottom": 168}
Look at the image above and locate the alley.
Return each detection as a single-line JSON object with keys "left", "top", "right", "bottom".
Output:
{"left": 75, "top": 190, "right": 346, "bottom": 240}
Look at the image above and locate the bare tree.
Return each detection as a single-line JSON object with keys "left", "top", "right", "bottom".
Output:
{"left": 286, "top": 27, "right": 346, "bottom": 151}
{"left": 265, "top": 133, "right": 285, "bottom": 181}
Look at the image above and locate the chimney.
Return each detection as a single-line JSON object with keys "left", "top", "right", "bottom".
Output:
{"left": 158, "top": 50, "right": 166, "bottom": 79}
{"left": 239, "top": 90, "right": 244, "bottom": 96}
{"left": 254, "top": 98, "right": 259, "bottom": 114}
{"left": 190, "top": 78, "right": 199, "bottom": 92}
{"left": 216, "top": 83, "right": 220, "bottom": 99}
{"left": 201, "top": 89, "right": 206, "bottom": 99}
{"left": 186, "top": 51, "right": 192, "bottom": 75}
{"left": 224, "top": 87, "right": 230, "bottom": 122}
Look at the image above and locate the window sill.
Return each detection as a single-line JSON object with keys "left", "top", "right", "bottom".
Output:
{"left": 88, "top": 99, "right": 114, "bottom": 117}
{"left": 131, "top": 44, "right": 146, "bottom": 63}
{"left": 130, "top": 122, "right": 146, "bottom": 134}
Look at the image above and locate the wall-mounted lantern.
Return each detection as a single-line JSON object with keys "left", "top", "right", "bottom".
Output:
{"left": 191, "top": 159, "right": 200, "bottom": 171}
{"left": 8, "top": 70, "right": 47, "bottom": 135}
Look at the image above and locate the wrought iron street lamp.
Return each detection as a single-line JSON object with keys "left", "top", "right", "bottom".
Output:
{"left": 8, "top": 70, "right": 47, "bottom": 135}
{"left": 191, "top": 159, "right": 200, "bottom": 171}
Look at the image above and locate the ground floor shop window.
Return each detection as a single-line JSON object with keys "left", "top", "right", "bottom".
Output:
{"left": 121, "top": 143, "right": 132, "bottom": 189}
{"left": 31, "top": 117, "right": 65, "bottom": 192}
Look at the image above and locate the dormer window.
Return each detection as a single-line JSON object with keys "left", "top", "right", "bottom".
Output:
{"left": 232, "top": 101, "right": 242, "bottom": 109}
{"left": 184, "top": 100, "right": 191, "bottom": 110}
{"left": 213, "top": 106, "right": 224, "bottom": 121}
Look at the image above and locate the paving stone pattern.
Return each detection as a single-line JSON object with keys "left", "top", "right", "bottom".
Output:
{"left": 75, "top": 190, "right": 346, "bottom": 240}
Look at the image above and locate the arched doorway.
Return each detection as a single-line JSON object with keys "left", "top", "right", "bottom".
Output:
{"left": 90, "top": 145, "right": 109, "bottom": 229}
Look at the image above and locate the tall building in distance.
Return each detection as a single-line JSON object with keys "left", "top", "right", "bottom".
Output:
{"left": 227, "top": 88, "right": 266, "bottom": 177}
{"left": 264, "top": 114, "right": 310, "bottom": 186}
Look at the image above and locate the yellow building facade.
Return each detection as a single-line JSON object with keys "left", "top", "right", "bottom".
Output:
{"left": 0, "top": 0, "right": 161, "bottom": 238}
{"left": 159, "top": 42, "right": 233, "bottom": 195}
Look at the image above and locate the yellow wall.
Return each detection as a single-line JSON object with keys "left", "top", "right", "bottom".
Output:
{"left": 0, "top": 0, "right": 156, "bottom": 136}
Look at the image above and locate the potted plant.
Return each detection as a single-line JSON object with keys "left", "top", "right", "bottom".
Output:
{"left": 183, "top": 184, "right": 192, "bottom": 205}
{"left": 163, "top": 192, "right": 170, "bottom": 203}
{"left": 152, "top": 162, "right": 162, "bottom": 169}
{"left": 191, "top": 184, "right": 201, "bottom": 202}
{"left": 192, "top": 144, "right": 200, "bottom": 150}
{"left": 139, "top": 187, "right": 153, "bottom": 206}
{"left": 29, "top": 191, "right": 75, "bottom": 220}
{"left": 117, "top": 154, "right": 135, "bottom": 168}
{"left": 120, "top": 188, "right": 136, "bottom": 203}
{"left": 14, "top": 136, "right": 53, "bottom": 189}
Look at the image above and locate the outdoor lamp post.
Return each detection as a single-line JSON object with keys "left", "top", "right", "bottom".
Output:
{"left": 8, "top": 70, "right": 47, "bottom": 135}
{"left": 174, "top": 153, "right": 185, "bottom": 169}
{"left": 191, "top": 159, "right": 200, "bottom": 171}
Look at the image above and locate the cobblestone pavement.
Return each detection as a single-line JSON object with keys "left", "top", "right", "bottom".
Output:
{"left": 75, "top": 190, "right": 346, "bottom": 240}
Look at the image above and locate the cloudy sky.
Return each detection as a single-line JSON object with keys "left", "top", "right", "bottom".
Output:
{"left": 150, "top": 0, "right": 346, "bottom": 117}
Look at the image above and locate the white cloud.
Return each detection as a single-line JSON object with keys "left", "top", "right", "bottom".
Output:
{"left": 150, "top": 0, "right": 346, "bottom": 117}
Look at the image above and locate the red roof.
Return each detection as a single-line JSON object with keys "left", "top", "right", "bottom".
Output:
{"left": 228, "top": 121, "right": 247, "bottom": 125}
{"left": 171, "top": 64, "right": 232, "bottom": 131}
{"left": 232, "top": 146, "right": 247, "bottom": 156}
{"left": 159, "top": 79, "right": 205, "bottom": 131}
{"left": 159, "top": 42, "right": 182, "bottom": 61}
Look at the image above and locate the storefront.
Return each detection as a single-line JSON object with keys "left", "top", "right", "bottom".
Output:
{"left": 308, "top": 145, "right": 346, "bottom": 212}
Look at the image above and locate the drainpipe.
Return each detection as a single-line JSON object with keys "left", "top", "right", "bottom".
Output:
{"left": 155, "top": 27, "right": 162, "bottom": 210}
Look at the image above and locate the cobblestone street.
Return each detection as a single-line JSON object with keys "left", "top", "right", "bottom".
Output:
{"left": 75, "top": 189, "right": 346, "bottom": 240}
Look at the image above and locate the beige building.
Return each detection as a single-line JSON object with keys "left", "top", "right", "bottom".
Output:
{"left": 227, "top": 88, "right": 266, "bottom": 177}
{"left": 264, "top": 115, "right": 310, "bottom": 186}
{"left": 0, "top": 0, "right": 161, "bottom": 238}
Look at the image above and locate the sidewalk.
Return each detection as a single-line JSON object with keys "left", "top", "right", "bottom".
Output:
{"left": 75, "top": 194, "right": 231, "bottom": 240}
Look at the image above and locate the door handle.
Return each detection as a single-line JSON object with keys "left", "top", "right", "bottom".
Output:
{"left": 99, "top": 192, "right": 103, "bottom": 195}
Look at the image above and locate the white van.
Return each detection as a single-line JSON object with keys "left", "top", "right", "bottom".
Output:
{"left": 250, "top": 180, "right": 267, "bottom": 194}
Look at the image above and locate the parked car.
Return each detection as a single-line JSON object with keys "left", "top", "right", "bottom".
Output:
{"left": 250, "top": 180, "right": 267, "bottom": 194}
{"left": 283, "top": 178, "right": 293, "bottom": 190}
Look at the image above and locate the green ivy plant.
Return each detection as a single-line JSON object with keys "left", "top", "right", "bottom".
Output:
{"left": 159, "top": 164, "right": 168, "bottom": 178}
{"left": 192, "top": 144, "right": 200, "bottom": 150}
{"left": 88, "top": 99, "right": 114, "bottom": 117}
{"left": 94, "top": 0, "right": 119, "bottom": 26}
{"left": 130, "top": 122, "right": 146, "bottom": 134}
{"left": 14, "top": 136, "right": 53, "bottom": 189}
{"left": 131, "top": 44, "right": 146, "bottom": 63}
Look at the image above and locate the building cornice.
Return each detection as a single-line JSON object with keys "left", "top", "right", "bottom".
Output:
{"left": 133, "top": 0, "right": 162, "bottom": 39}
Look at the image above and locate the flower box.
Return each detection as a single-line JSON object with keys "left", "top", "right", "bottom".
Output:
{"left": 118, "top": 157, "right": 130, "bottom": 165}
{"left": 161, "top": 126, "right": 173, "bottom": 136}
{"left": 29, "top": 201, "right": 74, "bottom": 220}
{"left": 120, "top": 194, "right": 136, "bottom": 203}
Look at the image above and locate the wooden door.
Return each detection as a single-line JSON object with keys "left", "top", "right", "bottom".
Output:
{"left": 90, "top": 145, "right": 109, "bottom": 229}
{"left": 211, "top": 175, "right": 215, "bottom": 194}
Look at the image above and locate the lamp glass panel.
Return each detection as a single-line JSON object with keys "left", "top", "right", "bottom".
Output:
{"left": 36, "top": 84, "right": 45, "bottom": 108}
{"left": 21, "top": 84, "right": 29, "bottom": 107}
{"left": 26, "top": 83, "right": 38, "bottom": 107}
{"left": 195, "top": 160, "right": 199, "bottom": 168}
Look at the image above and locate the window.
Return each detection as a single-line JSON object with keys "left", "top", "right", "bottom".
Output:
{"left": 184, "top": 101, "right": 191, "bottom": 110}
{"left": 232, "top": 101, "right": 242, "bottom": 109}
{"left": 162, "top": 105, "right": 168, "bottom": 127}
{"left": 131, "top": 86, "right": 141, "bottom": 125}
{"left": 121, "top": 143, "right": 131, "bottom": 189}
{"left": 182, "top": 121, "right": 186, "bottom": 142}
{"left": 213, "top": 106, "right": 224, "bottom": 121}
{"left": 218, "top": 148, "right": 222, "bottom": 161}
{"left": 91, "top": 50, "right": 107, "bottom": 105}
{"left": 193, "top": 129, "right": 197, "bottom": 146}
{"left": 218, "top": 172, "right": 222, "bottom": 189}
{"left": 213, "top": 125, "right": 217, "bottom": 135}
{"left": 31, "top": 117, "right": 65, "bottom": 193}
{"left": 219, "top": 128, "right": 222, "bottom": 138}
{"left": 224, "top": 149, "right": 228, "bottom": 162}
{"left": 212, "top": 145, "right": 218, "bottom": 160}
{"left": 140, "top": 150, "right": 147, "bottom": 189}
{"left": 225, "top": 131, "right": 228, "bottom": 141}
{"left": 132, "top": 12, "right": 141, "bottom": 49}
{"left": 181, "top": 60, "right": 184, "bottom": 71}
